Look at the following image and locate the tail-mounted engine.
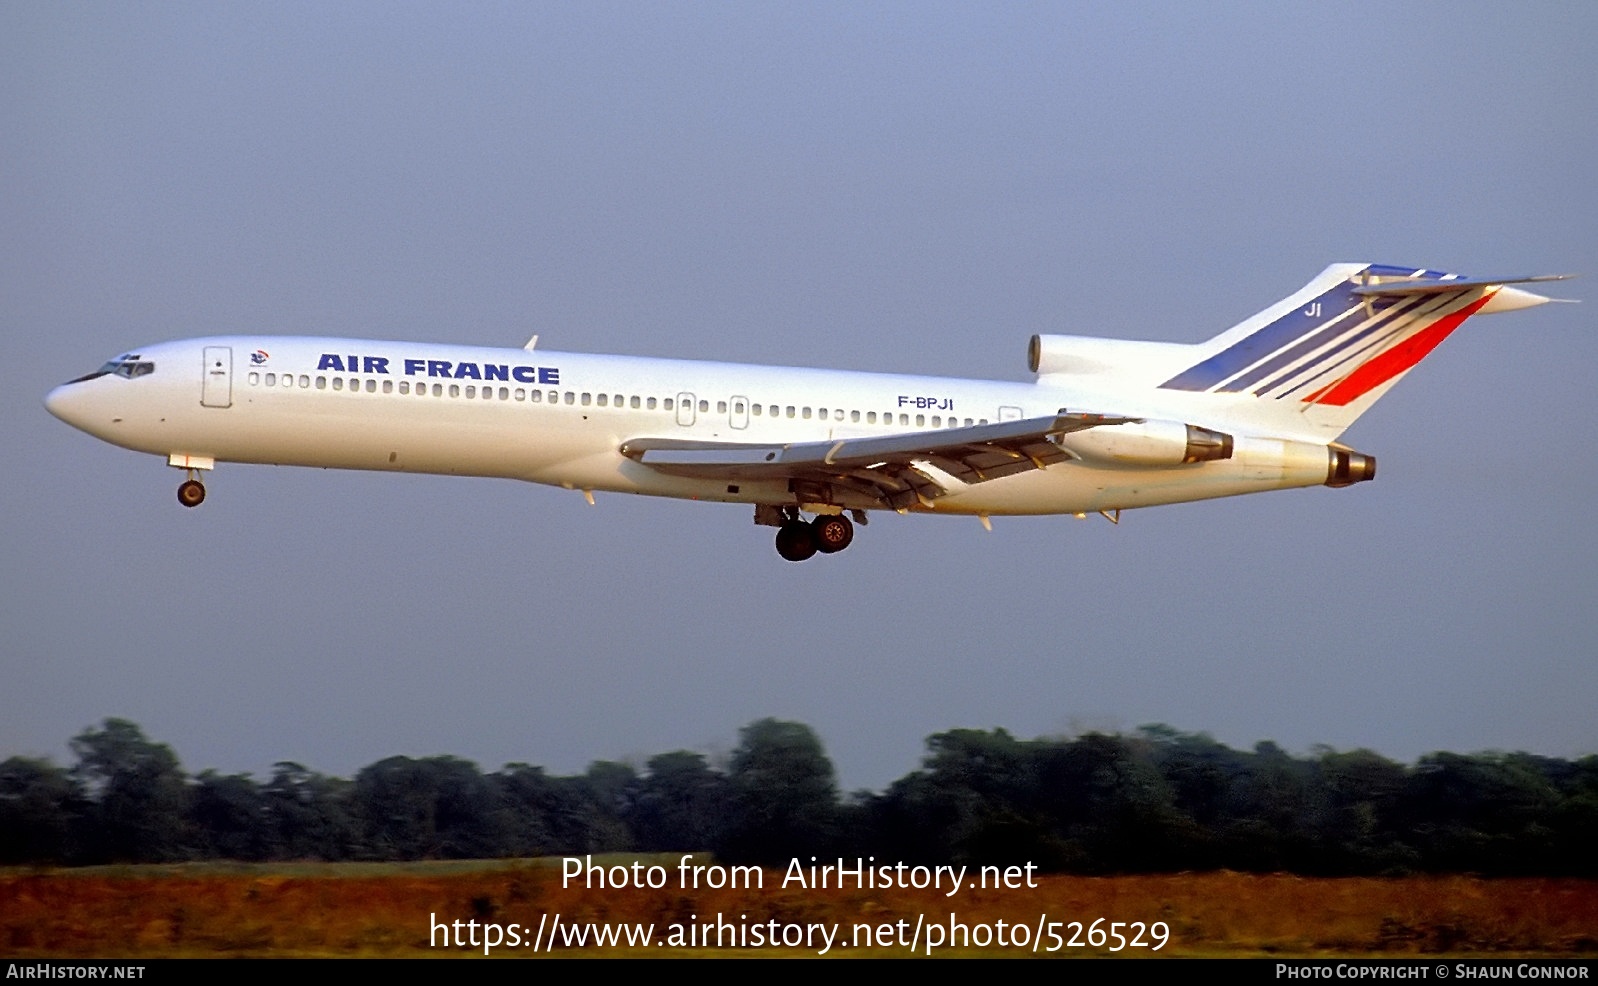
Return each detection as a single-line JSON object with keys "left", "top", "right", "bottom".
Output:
{"left": 1326, "top": 446, "right": 1376, "bottom": 488}
{"left": 1057, "top": 419, "right": 1234, "bottom": 468}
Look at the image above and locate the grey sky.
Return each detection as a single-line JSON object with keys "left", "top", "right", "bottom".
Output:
{"left": 4, "top": 2, "right": 1594, "bottom": 792}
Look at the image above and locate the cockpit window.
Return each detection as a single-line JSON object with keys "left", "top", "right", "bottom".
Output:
{"left": 68, "top": 354, "right": 155, "bottom": 383}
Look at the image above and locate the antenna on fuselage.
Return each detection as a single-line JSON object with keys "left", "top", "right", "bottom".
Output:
{"left": 523, "top": 334, "right": 538, "bottom": 351}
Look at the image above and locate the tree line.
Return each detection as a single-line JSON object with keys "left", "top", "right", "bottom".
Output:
{"left": 2, "top": 718, "right": 1594, "bottom": 875}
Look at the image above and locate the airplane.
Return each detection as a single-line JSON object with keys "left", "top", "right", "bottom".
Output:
{"left": 45, "top": 263, "right": 1568, "bottom": 561}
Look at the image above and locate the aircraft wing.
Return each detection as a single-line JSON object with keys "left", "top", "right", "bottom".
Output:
{"left": 621, "top": 411, "right": 1134, "bottom": 510}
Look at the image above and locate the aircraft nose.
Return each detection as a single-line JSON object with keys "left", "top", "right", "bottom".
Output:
{"left": 45, "top": 382, "right": 92, "bottom": 429}
{"left": 45, "top": 384, "right": 70, "bottom": 420}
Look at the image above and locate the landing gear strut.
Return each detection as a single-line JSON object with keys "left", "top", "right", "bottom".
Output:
{"left": 177, "top": 479, "right": 206, "bottom": 507}
{"left": 770, "top": 509, "right": 855, "bottom": 562}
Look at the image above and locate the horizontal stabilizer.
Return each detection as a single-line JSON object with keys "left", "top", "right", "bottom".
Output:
{"left": 1351, "top": 273, "right": 1573, "bottom": 297}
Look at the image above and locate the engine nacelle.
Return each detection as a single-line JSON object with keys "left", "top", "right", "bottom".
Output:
{"left": 1326, "top": 447, "right": 1376, "bottom": 487}
{"left": 1058, "top": 419, "right": 1235, "bottom": 468}
{"left": 1028, "top": 333, "right": 1194, "bottom": 377}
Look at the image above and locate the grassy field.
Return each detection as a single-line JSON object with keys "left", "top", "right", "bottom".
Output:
{"left": 3, "top": 858, "right": 1595, "bottom": 957}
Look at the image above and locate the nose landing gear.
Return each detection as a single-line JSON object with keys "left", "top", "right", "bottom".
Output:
{"left": 177, "top": 478, "right": 206, "bottom": 508}
{"left": 168, "top": 455, "right": 215, "bottom": 509}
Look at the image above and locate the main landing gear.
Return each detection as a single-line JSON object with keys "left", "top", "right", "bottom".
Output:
{"left": 770, "top": 509, "right": 859, "bottom": 562}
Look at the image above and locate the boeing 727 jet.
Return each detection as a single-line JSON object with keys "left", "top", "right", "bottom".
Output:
{"left": 45, "top": 263, "right": 1566, "bottom": 560}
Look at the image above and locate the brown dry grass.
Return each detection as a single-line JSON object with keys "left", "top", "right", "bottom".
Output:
{"left": 2, "top": 859, "right": 1594, "bottom": 957}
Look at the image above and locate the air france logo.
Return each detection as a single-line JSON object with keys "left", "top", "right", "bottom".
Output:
{"left": 317, "top": 352, "right": 560, "bottom": 385}
{"left": 250, "top": 349, "right": 270, "bottom": 366}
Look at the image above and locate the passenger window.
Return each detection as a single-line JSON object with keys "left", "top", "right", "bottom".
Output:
{"left": 647, "top": 397, "right": 657, "bottom": 410}
{"left": 698, "top": 400, "right": 708, "bottom": 413}
{"left": 264, "top": 373, "right": 275, "bottom": 386}
{"left": 614, "top": 394, "right": 623, "bottom": 406}
{"left": 449, "top": 384, "right": 461, "bottom": 398}
{"left": 802, "top": 407, "right": 812, "bottom": 419}
{"left": 851, "top": 410, "right": 860, "bottom": 422}
{"left": 465, "top": 385, "right": 476, "bottom": 398}
{"left": 399, "top": 381, "right": 410, "bottom": 395}
{"left": 752, "top": 404, "right": 762, "bottom": 416}
{"left": 786, "top": 406, "right": 795, "bottom": 418}
{"left": 299, "top": 375, "right": 310, "bottom": 388}
{"left": 664, "top": 398, "right": 674, "bottom": 411}
{"left": 718, "top": 400, "right": 728, "bottom": 414}
{"left": 316, "top": 377, "right": 327, "bottom": 389}
{"left": 818, "top": 408, "right": 827, "bottom": 421}
{"left": 596, "top": 394, "right": 608, "bottom": 407}
{"left": 867, "top": 412, "right": 877, "bottom": 424}
{"left": 332, "top": 378, "right": 343, "bottom": 391}
{"left": 631, "top": 396, "right": 640, "bottom": 409}
{"left": 367, "top": 379, "right": 377, "bottom": 393}
{"left": 564, "top": 392, "right": 575, "bottom": 405}
{"left": 932, "top": 416, "right": 941, "bottom": 427}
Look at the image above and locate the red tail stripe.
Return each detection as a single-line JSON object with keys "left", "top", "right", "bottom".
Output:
{"left": 1303, "top": 291, "right": 1496, "bottom": 406}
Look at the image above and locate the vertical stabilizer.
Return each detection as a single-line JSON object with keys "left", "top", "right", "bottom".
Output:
{"left": 1156, "top": 264, "right": 1563, "bottom": 440}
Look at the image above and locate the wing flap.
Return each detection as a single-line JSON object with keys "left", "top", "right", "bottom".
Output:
{"left": 622, "top": 411, "right": 1134, "bottom": 507}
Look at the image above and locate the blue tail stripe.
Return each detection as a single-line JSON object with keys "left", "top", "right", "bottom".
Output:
{"left": 1223, "top": 301, "right": 1367, "bottom": 393}
{"left": 1242, "top": 294, "right": 1421, "bottom": 396}
{"left": 1158, "top": 266, "right": 1469, "bottom": 395}
{"left": 1266, "top": 290, "right": 1468, "bottom": 401}
{"left": 1159, "top": 282, "right": 1358, "bottom": 392}
{"left": 1271, "top": 329, "right": 1395, "bottom": 401}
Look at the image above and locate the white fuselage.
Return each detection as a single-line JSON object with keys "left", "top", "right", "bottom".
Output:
{"left": 45, "top": 334, "right": 1343, "bottom": 518}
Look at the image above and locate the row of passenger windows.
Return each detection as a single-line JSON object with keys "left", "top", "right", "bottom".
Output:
{"left": 245, "top": 371, "right": 989, "bottom": 429}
